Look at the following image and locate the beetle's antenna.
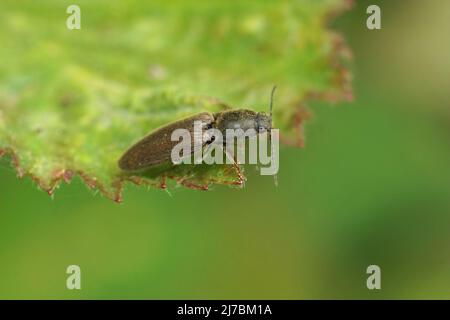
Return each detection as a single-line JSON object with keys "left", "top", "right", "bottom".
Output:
{"left": 269, "top": 85, "right": 277, "bottom": 121}
{"left": 269, "top": 85, "right": 278, "bottom": 187}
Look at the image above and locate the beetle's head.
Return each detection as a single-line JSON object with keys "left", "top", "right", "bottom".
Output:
{"left": 256, "top": 86, "right": 277, "bottom": 133}
{"left": 256, "top": 112, "right": 272, "bottom": 133}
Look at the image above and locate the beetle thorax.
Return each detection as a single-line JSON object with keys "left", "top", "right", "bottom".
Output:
{"left": 213, "top": 109, "right": 270, "bottom": 136}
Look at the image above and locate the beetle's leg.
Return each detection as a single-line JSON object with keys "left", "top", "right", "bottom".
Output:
{"left": 166, "top": 144, "right": 213, "bottom": 190}
{"left": 219, "top": 144, "right": 245, "bottom": 183}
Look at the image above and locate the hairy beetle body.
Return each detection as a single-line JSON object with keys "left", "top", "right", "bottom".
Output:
{"left": 118, "top": 87, "right": 276, "bottom": 172}
{"left": 118, "top": 112, "right": 214, "bottom": 171}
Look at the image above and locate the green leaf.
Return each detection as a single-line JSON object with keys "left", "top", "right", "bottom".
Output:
{"left": 0, "top": 0, "right": 352, "bottom": 201}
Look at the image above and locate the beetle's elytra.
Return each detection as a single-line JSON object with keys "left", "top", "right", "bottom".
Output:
{"left": 118, "top": 87, "right": 277, "bottom": 172}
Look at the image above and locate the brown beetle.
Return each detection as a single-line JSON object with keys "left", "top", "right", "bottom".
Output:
{"left": 118, "top": 87, "right": 277, "bottom": 177}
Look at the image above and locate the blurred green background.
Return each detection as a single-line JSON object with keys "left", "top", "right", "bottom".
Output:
{"left": 1, "top": 0, "right": 450, "bottom": 299}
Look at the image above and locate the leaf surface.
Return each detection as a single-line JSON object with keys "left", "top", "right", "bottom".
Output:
{"left": 0, "top": 0, "right": 352, "bottom": 200}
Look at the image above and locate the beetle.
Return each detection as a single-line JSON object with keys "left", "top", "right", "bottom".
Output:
{"left": 118, "top": 86, "right": 277, "bottom": 178}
